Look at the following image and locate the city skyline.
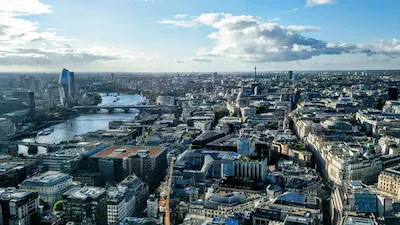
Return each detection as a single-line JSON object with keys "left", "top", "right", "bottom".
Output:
{"left": 1, "top": 0, "right": 400, "bottom": 72}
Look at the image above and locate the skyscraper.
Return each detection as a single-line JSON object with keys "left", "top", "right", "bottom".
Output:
{"left": 288, "top": 71, "right": 293, "bottom": 80}
{"left": 29, "top": 92, "right": 35, "bottom": 120}
{"left": 388, "top": 86, "right": 398, "bottom": 101}
{"left": 212, "top": 72, "right": 217, "bottom": 83}
{"left": 68, "top": 72, "right": 75, "bottom": 101}
{"left": 58, "top": 68, "right": 76, "bottom": 106}
{"left": 58, "top": 68, "right": 70, "bottom": 106}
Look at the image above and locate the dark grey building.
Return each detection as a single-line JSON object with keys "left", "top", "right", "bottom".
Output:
{"left": 0, "top": 188, "right": 40, "bottom": 225}
{"left": 62, "top": 186, "right": 107, "bottom": 225}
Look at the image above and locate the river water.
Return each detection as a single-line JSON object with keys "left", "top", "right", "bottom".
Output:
{"left": 18, "top": 93, "right": 143, "bottom": 154}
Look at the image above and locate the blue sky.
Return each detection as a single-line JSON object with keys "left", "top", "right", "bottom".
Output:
{"left": 0, "top": 0, "right": 400, "bottom": 72}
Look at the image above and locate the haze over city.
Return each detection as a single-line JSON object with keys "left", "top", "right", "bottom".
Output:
{"left": 1, "top": 0, "right": 400, "bottom": 72}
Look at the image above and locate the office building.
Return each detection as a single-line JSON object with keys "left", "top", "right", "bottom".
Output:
{"left": 118, "top": 175, "right": 149, "bottom": 213}
{"left": 0, "top": 160, "right": 39, "bottom": 188}
{"left": 19, "top": 171, "right": 73, "bottom": 207}
{"left": 388, "top": 86, "right": 398, "bottom": 100}
{"left": 91, "top": 145, "right": 168, "bottom": 191}
{"left": 58, "top": 68, "right": 70, "bottom": 106}
{"left": 378, "top": 165, "right": 400, "bottom": 200}
{"left": 288, "top": 71, "right": 293, "bottom": 80}
{"left": 28, "top": 91, "right": 35, "bottom": 120}
{"left": 212, "top": 72, "right": 217, "bottom": 83}
{"left": 107, "top": 187, "right": 127, "bottom": 225}
{"left": 221, "top": 155, "right": 268, "bottom": 182}
{"left": 58, "top": 68, "right": 76, "bottom": 106}
{"left": 330, "top": 181, "right": 390, "bottom": 224}
{"left": 254, "top": 192, "right": 321, "bottom": 225}
{"left": 62, "top": 186, "right": 107, "bottom": 225}
{"left": 0, "top": 188, "right": 40, "bottom": 225}
{"left": 106, "top": 174, "right": 149, "bottom": 224}
{"left": 236, "top": 134, "right": 255, "bottom": 156}
{"left": 147, "top": 194, "right": 158, "bottom": 218}
{"left": 68, "top": 72, "right": 75, "bottom": 100}
{"left": 28, "top": 76, "right": 36, "bottom": 92}
{"left": 156, "top": 96, "right": 175, "bottom": 106}
{"left": 0, "top": 117, "right": 15, "bottom": 137}
{"left": 189, "top": 189, "right": 260, "bottom": 218}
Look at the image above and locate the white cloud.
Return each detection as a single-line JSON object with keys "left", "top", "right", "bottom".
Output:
{"left": 267, "top": 17, "right": 281, "bottom": 23}
{"left": 169, "top": 13, "right": 358, "bottom": 63}
{"left": 306, "top": 0, "right": 335, "bottom": 6}
{"left": 173, "top": 56, "right": 213, "bottom": 63}
{"left": 157, "top": 19, "right": 198, "bottom": 28}
{"left": 0, "top": 0, "right": 158, "bottom": 67}
{"left": 0, "top": 45, "right": 158, "bottom": 66}
{"left": 174, "top": 14, "right": 188, "bottom": 19}
{"left": 358, "top": 39, "right": 400, "bottom": 57}
{"left": 292, "top": 8, "right": 299, "bottom": 12}
{"left": 166, "top": 12, "right": 400, "bottom": 64}
{"left": 189, "top": 57, "right": 212, "bottom": 62}
{"left": 0, "top": 0, "right": 52, "bottom": 16}
{"left": 198, "top": 13, "right": 226, "bottom": 26}
{"left": 285, "top": 25, "right": 321, "bottom": 32}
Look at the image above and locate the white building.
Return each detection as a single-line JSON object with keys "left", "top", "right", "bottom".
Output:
{"left": 19, "top": 171, "right": 73, "bottom": 207}
{"left": 0, "top": 188, "right": 40, "bottom": 225}
{"left": 147, "top": 194, "right": 158, "bottom": 218}
{"left": 221, "top": 155, "right": 268, "bottom": 182}
{"left": 106, "top": 175, "right": 149, "bottom": 223}
{"left": 194, "top": 120, "right": 212, "bottom": 131}
{"left": 320, "top": 143, "right": 382, "bottom": 185}
{"left": 156, "top": 96, "right": 175, "bottom": 106}
{"left": 190, "top": 189, "right": 260, "bottom": 218}
{"left": 107, "top": 188, "right": 127, "bottom": 225}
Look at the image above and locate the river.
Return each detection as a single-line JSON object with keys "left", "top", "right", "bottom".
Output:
{"left": 18, "top": 93, "right": 144, "bottom": 155}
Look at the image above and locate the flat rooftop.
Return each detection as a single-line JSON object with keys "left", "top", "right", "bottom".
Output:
{"left": 0, "top": 160, "right": 33, "bottom": 174}
{"left": 20, "top": 171, "right": 71, "bottom": 187}
{"left": 0, "top": 188, "right": 33, "bottom": 200}
{"left": 64, "top": 186, "right": 105, "bottom": 200}
{"left": 93, "top": 145, "right": 165, "bottom": 158}
{"left": 343, "top": 216, "right": 374, "bottom": 225}
{"left": 383, "top": 166, "right": 400, "bottom": 176}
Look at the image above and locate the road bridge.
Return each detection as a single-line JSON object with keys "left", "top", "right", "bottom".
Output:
{"left": 72, "top": 105, "right": 179, "bottom": 113}
{"left": 72, "top": 105, "right": 159, "bottom": 113}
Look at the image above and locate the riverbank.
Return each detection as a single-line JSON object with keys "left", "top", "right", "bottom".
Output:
{"left": 5, "top": 113, "right": 81, "bottom": 141}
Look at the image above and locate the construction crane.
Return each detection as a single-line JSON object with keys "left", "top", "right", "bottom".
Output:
{"left": 159, "top": 157, "right": 175, "bottom": 225}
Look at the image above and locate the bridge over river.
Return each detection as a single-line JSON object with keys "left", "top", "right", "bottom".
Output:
{"left": 72, "top": 105, "right": 162, "bottom": 113}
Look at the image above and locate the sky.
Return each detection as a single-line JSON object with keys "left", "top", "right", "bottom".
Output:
{"left": 0, "top": 0, "right": 400, "bottom": 72}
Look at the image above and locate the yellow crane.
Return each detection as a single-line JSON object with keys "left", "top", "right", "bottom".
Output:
{"left": 159, "top": 157, "right": 175, "bottom": 225}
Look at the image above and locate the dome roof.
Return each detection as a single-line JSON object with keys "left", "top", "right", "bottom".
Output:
{"left": 236, "top": 88, "right": 249, "bottom": 100}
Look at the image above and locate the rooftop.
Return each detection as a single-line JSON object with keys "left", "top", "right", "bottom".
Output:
{"left": 0, "top": 160, "right": 34, "bottom": 174}
{"left": 382, "top": 165, "right": 400, "bottom": 176}
{"left": 64, "top": 186, "right": 105, "bottom": 200}
{"left": 342, "top": 216, "right": 374, "bottom": 225}
{"left": 93, "top": 145, "right": 165, "bottom": 158}
{"left": 0, "top": 188, "right": 34, "bottom": 200}
{"left": 20, "top": 171, "right": 71, "bottom": 187}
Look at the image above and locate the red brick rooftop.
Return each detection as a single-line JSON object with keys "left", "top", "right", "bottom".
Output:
{"left": 94, "top": 145, "right": 164, "bottom": 158}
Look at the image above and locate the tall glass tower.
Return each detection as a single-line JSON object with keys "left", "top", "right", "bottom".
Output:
{"left": 58, "top": 68, "right": 75, "bottom": 106}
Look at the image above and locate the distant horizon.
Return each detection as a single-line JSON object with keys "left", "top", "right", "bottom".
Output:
{"left": 1, "top": 0, "right": 400, "bottom": 72}
{"left": 0, "top": 69, "right": 399, "bottom": 75}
